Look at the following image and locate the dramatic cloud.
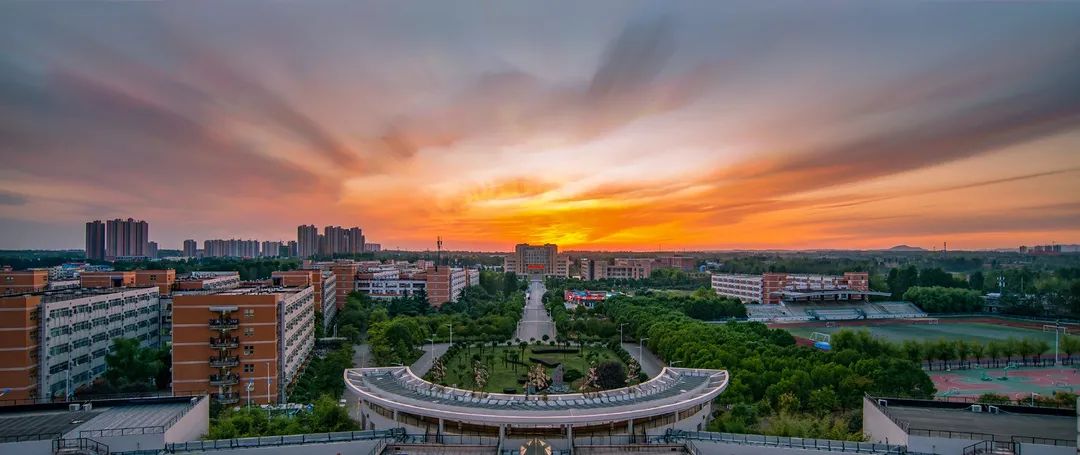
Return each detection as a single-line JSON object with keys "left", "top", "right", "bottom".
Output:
{"left": 0, "top": 1, "right": 1078, "bottom": 250}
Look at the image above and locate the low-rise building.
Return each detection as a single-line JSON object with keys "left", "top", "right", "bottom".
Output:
{"left": 175, "top": 271, "right": 241, "bottom": 291}
{"left": 171, "top": 285, "right": 316, "bottom": 405}
{"left": 0, "top": 267, "right": 48, "bottom": 295}
{"left": 79, "top": 271, "right": 136, "bottom": 289}
{"left": 0, "top": 286, "right": 160, "bottom": 402}
{"left": 504, "top": 243, "right": 570, "bottom": 278}
{"left": 711, "top": 272, "right": 877, "bottom": 304}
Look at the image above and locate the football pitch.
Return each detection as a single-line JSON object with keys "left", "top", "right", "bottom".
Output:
{"left": 783, "top": 321, "right": 1061, "bottom": 348}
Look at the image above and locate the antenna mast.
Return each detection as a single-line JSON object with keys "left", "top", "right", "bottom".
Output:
{"left": 436, "top": 236, "right": 443, "bottom": 271}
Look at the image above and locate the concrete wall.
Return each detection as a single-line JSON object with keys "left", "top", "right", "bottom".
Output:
{"left": 861, "top": 397, "right": 909, "bottom": 446}
{"left": 1018, "top": 444, "right": 1074, "bottom": 455}
{"left": 907, "top": 435, "right": 980, "bottom": 454}
{"left": 0, "top": 439, "right": 53, "bottom": 455}
{"left": 165, "top": 396, "right": 210, "bottom": 443}
{"left": 93, "top": 432, "right": 161, "bottom": 453}
{"left": 183, "top": 439, "right": 382, "bottom": 455}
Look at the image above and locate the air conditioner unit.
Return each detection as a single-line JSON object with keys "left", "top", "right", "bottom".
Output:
{"left": 969, "top": 405, "right": 983, "bottom": 413}
{"left": 987, "top": 406, "right": 1000, "bottom": 414}
{"left": 877, "top": 399, "right": 888, "bottom": 407}
{"left": 68, "top": 403, "right": 80, "bottom": 411}
{"left": 82, "top": 403, "right": 91, "bottom": 411}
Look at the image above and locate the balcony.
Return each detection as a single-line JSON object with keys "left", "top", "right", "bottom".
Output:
{"left": 208, "top": 318, "right": 239, "bottom": 330}
{"left": 209, "top": 356, "right": 240, "bottom": 368}
{"left": 209, "top": 337, "right": 239, "bottom": 349}
{"left": 213, "top": 393, "right": 240, "bottom": 404}
{"left": 209, "top": 374, "right": 239, "bottom": 386}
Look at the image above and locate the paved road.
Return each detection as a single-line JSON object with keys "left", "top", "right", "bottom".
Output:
{"left": 352, "top": 344, "right": 371, "bottom": 368}
{"left": 514, "top": 278, "right": 556, "bottom": 342}
{"left": 622, "top": 342, "right": 666, "bottom": 378}
{"left": 410, "top": 343, "right": 451, "bottom": 376}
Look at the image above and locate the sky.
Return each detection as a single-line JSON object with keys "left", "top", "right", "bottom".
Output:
{"left": 1, "top": 1, "right": 1079, "bottom": 252}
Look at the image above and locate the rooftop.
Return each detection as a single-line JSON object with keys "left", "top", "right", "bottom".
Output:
{"left": 880, "top": 399, "right": 1075, "bottom": 442}
{"left": 0, "top": 286, "right": 159, "bottom": 304}
{"left": 0, "top": 396, "right": 201, "bottom": 442}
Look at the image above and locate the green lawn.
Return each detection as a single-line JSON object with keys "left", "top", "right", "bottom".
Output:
{"left": 432, "top": 344, "right": 624, "bottom": 393}
{"left": 785, "top": 322, "right": 1060, "bottom": 350}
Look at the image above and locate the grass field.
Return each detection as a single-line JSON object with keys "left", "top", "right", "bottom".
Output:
{"left": 784, "top": 321, "right": 1061, "bottom": 350}
{"left": 435, "top": 345, "right": 625, "bottom": 393}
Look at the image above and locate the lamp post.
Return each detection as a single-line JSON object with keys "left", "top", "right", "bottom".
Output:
{"left": 427, "top": 337, "right": 436, "bottom": 370}
{"left": 639, "top": 337, "right": 649, "bottom": 365}
{"left": 445, "top": 323, "right": 453, "bottom": 346}
{"left": 246, "top": 379, "right": 254, "bottom": 408}
{"left": 619, "top": 323, "right": 627, "bottom": 343}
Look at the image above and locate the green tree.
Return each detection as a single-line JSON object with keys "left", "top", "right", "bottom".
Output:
{"left": 102, "top": 338, "right": 164, "bottom": 392}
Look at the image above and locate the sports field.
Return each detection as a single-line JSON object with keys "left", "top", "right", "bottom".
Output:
{"left": 932, "top": 366, "right": 1080, "bottom": 399}
{"left": 782, "top": 319, "right": 1062, "bottom": 349}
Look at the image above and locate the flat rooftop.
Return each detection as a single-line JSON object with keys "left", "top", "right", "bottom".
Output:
{"left": 0, "top": 397, "right": 199, "bottom": 442}
{"left": 0, "top": 286, "right": 159, "bottom": 304}
{"left": 888, "top": 404, "right": 1075, "bottom": 441}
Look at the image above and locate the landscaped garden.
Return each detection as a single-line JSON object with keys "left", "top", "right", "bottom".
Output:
{"left": 426, "top": 341, "right": 634, "bottom": 393}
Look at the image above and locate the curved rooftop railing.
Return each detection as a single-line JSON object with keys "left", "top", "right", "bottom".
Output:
{"left": 345, "top": 366, "right": 728, "bottom": 426}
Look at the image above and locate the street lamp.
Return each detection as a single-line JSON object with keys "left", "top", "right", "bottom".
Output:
{"left": 445, "top": 323, "right": 453, "bottom": 346}
{"left": 618, "top": 323, "right": 627, "bottom": 343}
{"left": 427, "top": 337, "right": 436, "bottom": 370}
{"left": 638, "top": 337, "right": 649, "bottom": 365}
{"left": 669, "top": 360, "right": 682, "bottom": 368}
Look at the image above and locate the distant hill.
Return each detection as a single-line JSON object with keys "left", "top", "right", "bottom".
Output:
{"left": 886, "top": 245, "right": 928, "bottom": 252}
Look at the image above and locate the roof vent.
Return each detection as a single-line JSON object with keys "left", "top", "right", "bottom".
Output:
{"left": 987, "top": 405, "right": 1000, "bottom": 414}
{"left": 877, "top": 399, "right": 888, "bottom": 407}
{"left": 82, "top": 403, "right": 92, "bottom": 411}
{"left": 969, "top": 404, "right": 983, "bottom": 413}
{"left": 68, "top": 403, "right": 80, "bottom": 411}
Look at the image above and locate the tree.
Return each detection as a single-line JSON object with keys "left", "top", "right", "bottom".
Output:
{"left": 625, "top": 359, "right": 641, "bottom": 386}
{"left": 102, "top": 338, "right": 164, "bottom": 393}
{"left": 579, "top": 364, "right": 600, "bottom": 394}
{"left": 969, "top": 271, "right": 985, "bottom": 292}
{"left": 1017, "top": 338, "right": 1036, "bottom": 366}
{"left": 986, "top": 340, "right": 1004, "bottom": 368}
{"left": 595, "top": 361, "right": 626, "bottom": 390}
{"left": 969, "top": 343, "right": 986, "bottom": 368}
{"left": 808, "top": 388, "right": 839, "bottom": 414}
{"left": 429, "top": 358, "right": 446, "bottom": 385}
{"left": 527, "top": 363, "right": 550, "bottom": 393}
{"left": 1002, "top": 338, "right": 1018, "bottom": 366}
{"left": 473, "top": 360, "right": 489, "bottom": 392}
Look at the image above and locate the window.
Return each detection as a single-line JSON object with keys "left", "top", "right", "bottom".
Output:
{"left": 243, "top": 364, "right": 255, "bottom": 373}
{"left": 244, "top": 309, "right": 255, "bottom": 318}
{"left": 244, "top": 345, "right": 255, "bottom": 356}
{"left": 244, "top": 327, "right": 255, "bottom": 336}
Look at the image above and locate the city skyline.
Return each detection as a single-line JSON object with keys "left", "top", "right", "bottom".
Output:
{"left": 1, "top": 2, "right": 1079, "bottom": 251}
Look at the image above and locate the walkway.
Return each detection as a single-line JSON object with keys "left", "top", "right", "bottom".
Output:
{"left": 622, "top": 342, "right": 666, "bottom": 378}
{"left": 514, "top": 278, "right": 556, "bottom": 342}
{"left": 410, "top": 343, "right": 451, "bottom": 377}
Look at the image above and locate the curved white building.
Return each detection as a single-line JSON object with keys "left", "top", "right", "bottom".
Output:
{"left": 344, "top": 366, "right": 728, "bottom": 445}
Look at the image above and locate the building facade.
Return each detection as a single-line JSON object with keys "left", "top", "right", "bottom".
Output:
{"left": 171, "top": 285, "right": 316, "bottom": 405}
{"left": 0, "top": 268, "right": 49, "bottom": 295}
{"left": 85, "top": 221, "right": 105, "bottom": 261}
{"left": 297, "top": 225, "right": 320, "bottom": 259}
{"left": 105, "top": 218, "right": 150, "bottom": 260}
{"left": 272, "top": 270, "right": 337, "bottom": 332}
{"left": 711, "top": 272, "right": 872, "bottom": 304}
{"left": 182, "top": 239, "right": 198, "bottom": 257}
{"left": 504, "top": 244, "right": 570, "bottom": 278}
{"left": 0, "top": 286, "right": 160, "bottom": 402}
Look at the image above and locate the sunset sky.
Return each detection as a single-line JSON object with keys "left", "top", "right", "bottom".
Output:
{"left": 1, "top": 1, "right": 1079, "bottom": 251}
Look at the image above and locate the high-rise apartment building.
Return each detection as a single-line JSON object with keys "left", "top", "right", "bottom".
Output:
{"left": 171, "top": 285, "right": 315, "bottom": 405}
{"left": 0, "top": 286, "right": 160, "bottom": 402}
{"left": 148, "top": 241, "right": 159, "bottom": 259}
{"left": 286, "top": 241, "right": 298, "bottom": 258}
{"left": 297, "top": 225, "right": 319, "bottom": 259}
{"left": 183, "top": 240, "right": 198, "bottom": 257}
{"left": 260, "top": 241, "right": 283, "bottom": 258}
{"left": 203, "top": 239, "right": 260, "bottom": 258}
{"left": 503, "top": 243, "right": 570, "bottom": 277}
{"left": 85, "top": 221, "right": 106, "bottom": 261}
{"left": 105, "top": 218, "right": 149, "bottom": 260}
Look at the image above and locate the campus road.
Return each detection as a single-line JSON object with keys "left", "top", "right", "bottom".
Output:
{"left": 410, "top": 343, "right": 451, "bottom": 377}
{"left": 622, "top": 342, "right": 666, "bottom": 378}
{"left": 514, "top": 278, "right": 557, "bottom": 342}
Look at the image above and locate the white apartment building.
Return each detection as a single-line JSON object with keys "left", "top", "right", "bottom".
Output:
{"left": 278, "top": 286, "right": 315, "bottom": 395}
{"left": 355, "top": 269, "right": 427, "bottom": 300}
{"left": 40, "top": 286, "right": 161, "bottom": 398}
{"left": 319, "top": 270, "right": 337, "bottom": 330}
{"left": 710, "top": 274, "right": 764, "bottom": 303}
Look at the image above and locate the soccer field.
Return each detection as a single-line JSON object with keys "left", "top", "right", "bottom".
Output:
{"left": 784, "top": 321, "right": 1061, "bottom": 349}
